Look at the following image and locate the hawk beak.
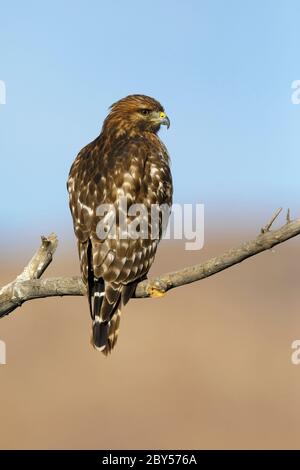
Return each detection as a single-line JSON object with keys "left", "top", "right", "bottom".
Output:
{"left": 159, "top": 112, "right": 170, "bottom": 129}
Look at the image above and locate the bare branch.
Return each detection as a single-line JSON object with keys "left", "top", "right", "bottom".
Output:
{"left": 0, "top": 233, "right": 58, "bottom": 316}
{"left": 1, "top": 213, "right": 300, "bottom": 318}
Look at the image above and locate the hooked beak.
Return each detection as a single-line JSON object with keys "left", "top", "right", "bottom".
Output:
{"left": 159, "top": 111, "right": 170, "bottom": 129}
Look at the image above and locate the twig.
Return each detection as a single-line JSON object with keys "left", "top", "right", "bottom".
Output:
{"left": 261, "top": 207, "right": 282, "bottom": 233}
{"left": 0, "top": 212, "right": 299, "bottom": 318}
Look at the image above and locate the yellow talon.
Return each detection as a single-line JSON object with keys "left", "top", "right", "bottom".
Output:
{"left": 147, "top": 285, "right": 166, "bottom": 298}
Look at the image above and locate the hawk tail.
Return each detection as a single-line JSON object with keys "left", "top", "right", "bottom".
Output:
{"left": 100, "top": 306, "right": 122, "bottom": 356}
{"left": 90, "top": 278, "right": 105, "bottom": 352}
{"left": 90, "top": 281, "right": 122, "bottom": 354}
{"left": 90, "top": 280, "right": 137, "bottom": 355}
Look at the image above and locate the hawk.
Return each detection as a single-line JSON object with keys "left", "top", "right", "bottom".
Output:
{"left": 67, "top": 95, "right": 173, "bottom": 354}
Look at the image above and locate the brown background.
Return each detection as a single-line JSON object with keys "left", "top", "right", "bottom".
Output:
{"left": 1, "top": 229, "right": 300, "bottom": 449}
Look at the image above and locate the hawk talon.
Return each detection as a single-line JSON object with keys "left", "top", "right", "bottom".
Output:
{"left": 147, "top": 284, "right": 166, "bottom": 298}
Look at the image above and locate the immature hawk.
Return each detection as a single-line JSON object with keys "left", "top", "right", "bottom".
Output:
{"left": 67, "top": 95, "right": 172, "bottom": 354}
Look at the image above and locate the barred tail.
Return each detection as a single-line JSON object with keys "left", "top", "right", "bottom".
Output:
{"left": 90, "top": 278, "right": 107, "bottom": 352}
{"left": 89, "top": 280, "right": 121, "bottom": 354}
{"left": 100, "top": 307, "right": 122, "bottom": 356}
{"left": 92, "top": 308, "right": 121, "bottom": 355}
{"left": 90, "top": 278, "right": 137, "bottom": 355}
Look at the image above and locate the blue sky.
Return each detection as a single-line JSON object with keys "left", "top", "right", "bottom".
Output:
{"left": 0, "top": 0, "right": 299, "bottom": 243}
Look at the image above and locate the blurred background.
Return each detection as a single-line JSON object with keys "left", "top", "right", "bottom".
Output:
{"left": 1, "top": 0, "right": 300, "bottom": 449}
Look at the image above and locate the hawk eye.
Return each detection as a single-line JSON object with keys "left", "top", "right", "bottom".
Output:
{"left": 140, "top": 109, "right": 151, "bottom": 116}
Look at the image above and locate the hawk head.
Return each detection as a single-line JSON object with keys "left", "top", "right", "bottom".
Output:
{"left": 103, "top": 94, "right": 170, "bottom": 137}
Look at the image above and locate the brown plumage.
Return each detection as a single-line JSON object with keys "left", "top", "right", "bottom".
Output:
{"left": 67, "top": 95, "right": 173, "bottom": 354}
